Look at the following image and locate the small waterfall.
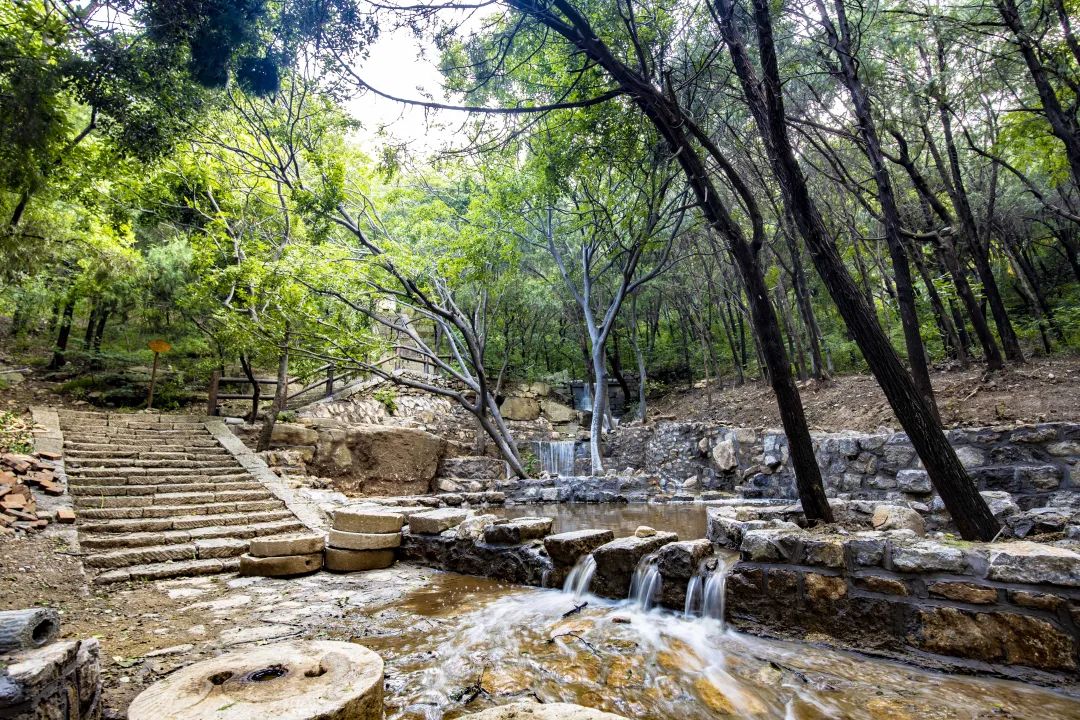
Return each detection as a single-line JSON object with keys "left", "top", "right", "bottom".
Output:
{"left": 684, "top": 556, "right": 729, "bottom": 627}
{"left": 629, "top": 554, "right": 662, "bottom": 611}
{"left": 563, "top": 554, "right": 597, "bottom": 598}
{"left": 536, "top": 440, "right": 576, "bottom": 477}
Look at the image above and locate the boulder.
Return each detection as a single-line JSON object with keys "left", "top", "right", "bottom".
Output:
{"left": 461, "top": 702, "right": 628, "bottom": 720}
{"left": 270, "top": 423, "right": 319, "bottom": 447}
{"left": 591, "top": 532, "right": 678, "bottom": 599}
{"left": 327, "top": 529, "right": 401, "bottom": 550}
{"left": 655, "top": 539, "right": 714, "bottom": 610}
{"left": 711, "top": 437, "right": 738, "bottom": 472}
{"left": 310, "top": 424, "right": 446, "bottom": 495}
{"left": 541, "top": 399, "right": 579, "bottom": 424}
{"left": 499, "top": 397, "right": 542, "bottom": 421}
{"left": 544, "top": 529, "right": 615, "bottom": 567}
{"left": 484, "top": 517, "right": 553, "bottom": 545}
{"left": 408, "top": 508, "right": 472, "bottom": 535}
{"left": 871, "top": 505, "right": 925, "bottom": 536}
{"left": 456, "top": 514, "right": 499, "bottom": 540}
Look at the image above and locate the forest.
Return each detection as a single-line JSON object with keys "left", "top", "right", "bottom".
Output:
{"left": 1, "top": 0, "right": 1079, "bottom": 541}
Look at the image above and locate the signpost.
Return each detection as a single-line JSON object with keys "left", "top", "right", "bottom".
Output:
{"left": 147, "top": 339, "right": 172, "bottom": 410}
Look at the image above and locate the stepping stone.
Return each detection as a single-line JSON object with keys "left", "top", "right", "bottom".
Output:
{"left": 249, "top": 533, "right": 326, "bottom": 558}
{"left": 332, "top": 507, "right": 404, "bottom": 534}
{"left": 239, "top": 552, "right": 322, "bottom": 578}
{"left": 408, "top": 508, "right": 471, "bottom": 535}
{"left": 327, "top": 529, "right": 401, "bottom": 550}
{"left": 483, "top": 517, "right": 553, "bottom": 545}
{"left": 324, "top": 548, "right": 395, "bottom": 573}
{"left": 544, "top": 529, "right": 615, "bottom": 567}
{"left": 127, "top": 641, "right": 383, "bottom": 720}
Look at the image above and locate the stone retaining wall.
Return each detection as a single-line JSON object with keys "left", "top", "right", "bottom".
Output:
{"left": 0, "top": 639, "right": 101, "bottom": 719}
{"left": 722, "top": 523, "right": 1080, "bottom": 685}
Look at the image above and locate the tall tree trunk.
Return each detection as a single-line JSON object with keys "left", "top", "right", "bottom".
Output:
{"left": 82, "top": 298, "right": 100, "bottom": 349}
{"left": 47, "top": 300, "right": 75, "bottom": 370}
{"left": 257, "top": 336, "right": 290, "bottom": 453}
{"left": 912, "top": 247, "right": 968, "bottom": 366}
{"left": 239, "top": 354, "right": 262, "bottom": 424}
{"left": 714, "top": 0, "right": 998, "bottom": 540}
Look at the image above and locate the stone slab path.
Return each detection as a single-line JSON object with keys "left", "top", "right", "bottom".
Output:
{"left": 57, "top": 410, "right": 313, "bottom": 584}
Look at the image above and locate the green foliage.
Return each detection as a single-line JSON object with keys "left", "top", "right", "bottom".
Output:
{"left": 0, "top": 411, "right": 33, "bottom": 454}
{"left": 373, "top": 387, "right": 397, "bottom": 415}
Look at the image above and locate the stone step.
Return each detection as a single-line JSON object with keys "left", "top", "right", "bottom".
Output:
{"left": 63, "top": 432, "right": 213, "bottom": 442}
{"left": 64, "top": 440, "right": 222, "bottom": 452}
{"left": 64, "top": 449, "right": 232, "bottom": 460}
{"left": 67, "top": 465, "right": 242, "bottom": 478}
{"left": 68, "top": 472, "right": 253, "bottom": 487}
{"left": 70, "top": 481, "right": 267, "bottom": 497}
{"left": 84, "top": 536, "right": 251, "bottom": 570}
{"left": 92, "top": 557, "right": 242, "bottom": 585}
{"left": 78, "top": 518, "right": 307, "bottom": 550}
{"left": 79, "top": 499, "right": 284, "bottom": 520}
{"left": 80, "top": 509, "right": 295, "bottom": 534}
{"left": 74, "top": 490, "right": 274, "bottom": 508}
{"left": 66, "top": 458, "right": 241, "bottom": 470}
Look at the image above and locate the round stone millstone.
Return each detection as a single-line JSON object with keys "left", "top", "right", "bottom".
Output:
{"left": 460, "top": 702, "right": 629, "bottom": 719}
{"left": 324, "top": 548, "right": 395, "bottom": 573}
{"left": 328, "top": 529, "right": 401, "bottom": 550}
{"left": 238, "top": 552, "right": 322, "bottom": 577}
{"left": 333, "top": 508, "right": 405, "bottom": 534}
{"left": 249, "top": 533, "right": 325, "bottom": 558}
{"left": 127, "top": 640, "right": 383, "bottom": 720}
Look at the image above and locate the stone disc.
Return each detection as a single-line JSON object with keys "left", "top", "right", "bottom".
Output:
{"left": 127, "top": 640, "right": 383, "bottom": 720}
{"left": 238, "top": 552, "right": 322, "bottom": 577}
{"left": 249, "top": 533, "right": 325, "bottom": 558}
{"left": 328, "top": 529, "right": 401, "bottom": 550}
{"left": 461, "top": 702, "right": 628, "bottom": 719}
{"left": 324, "top": 547, "right": 395, "bottom": 572}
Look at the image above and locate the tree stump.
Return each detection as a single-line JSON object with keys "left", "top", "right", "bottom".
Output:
{"left": 127, "top": 641, "right": 383, "bottom": 720}
{"left": 0, "top": 608, "right": 60, "bottom": 653}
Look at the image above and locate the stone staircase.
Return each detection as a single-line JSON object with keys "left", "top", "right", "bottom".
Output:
{"left": 58, "top": 410, "right": 307, "bottom": 584}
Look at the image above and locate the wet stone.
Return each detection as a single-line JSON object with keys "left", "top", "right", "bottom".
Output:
{"left": 591, "top": 532, "right": 678, "bottom": 599}
{"left": 484, "top": 516, "right": 553, "bottom": 545}
{"left": 928, "top": 581, "right": 998, "bottom": 605}
{"left": 911, "top": 607, "right": 1077, "bottom": 671}
{"left": 544, "top": 529, "right": 615, "bottom": 567}
{"left": 853, "top": 575, "right": 909, "bottom": 596}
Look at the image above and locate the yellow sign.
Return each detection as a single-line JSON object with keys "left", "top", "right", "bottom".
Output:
{"left": 148, "top": 339, "right": 172, "bottom": 354}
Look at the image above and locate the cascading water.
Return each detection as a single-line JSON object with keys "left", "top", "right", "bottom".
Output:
{"left": 563, "top": 553, "right": 597, "bottom": 598}
{"left": 536, "top": 440, "right": 576, "bottom": 477}
{"left": 628, "top": 554, "right": 662, "bottom": 611}
{"left": 684, "top": 556, "right": 729, "bottom": 627}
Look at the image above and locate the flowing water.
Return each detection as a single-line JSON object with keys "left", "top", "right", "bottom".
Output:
{"left": 628, "top": 554, "right": 662, "bottom": 611}
{"left": 534, "top": 441, "right": 578, "bottom": 477}
{"left": 563, "top": 554, "right": 597, "bottom": 598}
{"left": 497, "top": 502, "right": 709, "bottom": 539}
{"left": 363, "top": 572, "right": 1080, "bottom": 720}
{"left": 685, "top": 556, "right": 729, "bottom": 624}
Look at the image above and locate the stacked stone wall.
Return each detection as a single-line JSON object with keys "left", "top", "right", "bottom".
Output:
{"left": 0, "top": 639, "right": 101, "bottom": 720}
{"left": 723, "top": 524, "right": 1080, "bottom": 685}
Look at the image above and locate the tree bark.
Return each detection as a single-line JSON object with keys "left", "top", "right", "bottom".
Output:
{"left": 47, "top": 299, "right": 75, "bottom": 370}
{"left": 256, "top": 337, "right": 290, "bottom": 453}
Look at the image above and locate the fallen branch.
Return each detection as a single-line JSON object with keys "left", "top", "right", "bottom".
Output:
{"left": 561, "top": 602, "right": 588, "bottom": 618}
{"left": 547, "top": 632, "right": 600, "bottom": 656}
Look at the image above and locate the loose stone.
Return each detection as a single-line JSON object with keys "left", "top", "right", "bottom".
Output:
{"left": 248, "top": 534, "right": 325, "bottom": 558}
{"left": 238, "top": 552, "right": 322, "bottom": 577}
{"left": 324, "top": 547, "right": 395, "bottom": 572}
{"left": 327, "top": 529, "right": 401, "bottom": 550}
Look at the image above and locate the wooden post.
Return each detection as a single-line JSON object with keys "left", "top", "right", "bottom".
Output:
{"left": 207, "top": 368, "right": 221, "bottom": 416}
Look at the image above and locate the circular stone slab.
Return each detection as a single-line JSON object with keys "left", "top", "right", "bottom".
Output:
{"left": 333, "top": 508, "right": 405, "bottom": 534}
{"left": 249, "top": 534, "right": 325, "bottom": 558}
{"left": 128, "top": 640, "right": 383, "bottom": 720}
{"left": 328, "top": 529, "right": 401, "bottom": 550}
{"left": 324, "top": 548, "right": 395, "bottom": 573}
{"left": 461, "top": 703, "right": 628, "bottom": 719}
{"left": 238, "top": 552, "right": 322, "bottom": 577}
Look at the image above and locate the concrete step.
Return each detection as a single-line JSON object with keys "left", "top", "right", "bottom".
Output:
{"left": 80, "top": 509, "right": 295, "bottom": 534}
{"left": 70, "top": 481, "right": 267, "bottom": 497}
{"left": 84, "top": 536, "right": 251, "bottom": 570}
{"left": 64, "top": 449, "right": 231, "bottom": 460}
{"left": 74, "top": 490, "right": 274, "bottom": 508}
{"left": 93, "top": 557, "right": 242, "bottom": 585}
{"left": 68, "top": 472, "right": 253, "bottom": 487}
{"left": 67, "top": 465, "right": 242, "bottom": 478}
{"left": 78, "top": 518, "right": 307, "bottom": 550}
{"left": 79, "top": 499, "right": 283, "bottom": 520}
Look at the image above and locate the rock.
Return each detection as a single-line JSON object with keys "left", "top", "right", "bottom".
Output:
{"left": 324, "top": 548, "right": 395, "bottom": 572}
{"left": 484, "top": 517, "right": 553, "bottom": 544}
{"left": 311, "top": 424, "right": 447, "bottom": 495}
{"left": 804, "top": 573, "right": 847, "bottom": 602}
{"left": 954, "top": 446, "right": 986, "bottom": 469}
{"left": 928, "top": 581, "right": 998, "bottom": 604}
{"left": 896, "top": 469, "right": 932, "bottom": 494}
{"left": 327, "top": 529, "right": 401, "bottom": 550}
{"left": 460, "top": 702, "right": 628, "bottom": 719}
{"left": 911, "top": 607, "right": 1076, "bottom": 671}
{"left": 544, "top": 529, "right": 615, "bottom": 567}
{"left": 1006, "top": 507, "right": 1075, "bottom": 538}
{"left": 408, "top": 508, "right": 472, "bottom": 535}
{"left": 889, "top": 541, "right": 967, "bottom": 573}
{"left": 987, "top": 541, "right": 1080, "bottom": 587}
{"left": 333, "top": 507, "right": 406, "bottom": 533}
{"left": 541, "top": 400, "right": 579, "bottom": 424}
{"left": 871, "top": 505, "right": 925, "bottom": 536}
{"left": 980, "top": 491, "right": 1020, "bottom": 521}
{"left": 711, "top": 437, "right": 738, "bottom": 472}
{"left": 456, "top": 514, "right": 498, "bottom": 540}
{"left": 635, "top": 526, "right": 657, "bottom": 538}
{"left": 248, "top": 534, "right": 325, "bottom": 558}
{"left": 127, "top": 641, "right": 383, "bottom": 720}
{"left": 238, "top": 552, "right": 322, "bottom": 577}
{"left": 499, "top": 397, "right": 541, "bottom": 421}
{"left": 740, "top": 528, "right": 805, "bottom": 563}
{"left": 591, "top": 532, "right": 678, "bottom": 599}
{"left": 270, "top": 423, "right": 319, "bottom": 447}
{"left": 655, "top": 539, "right": 713, "bottom": 610}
